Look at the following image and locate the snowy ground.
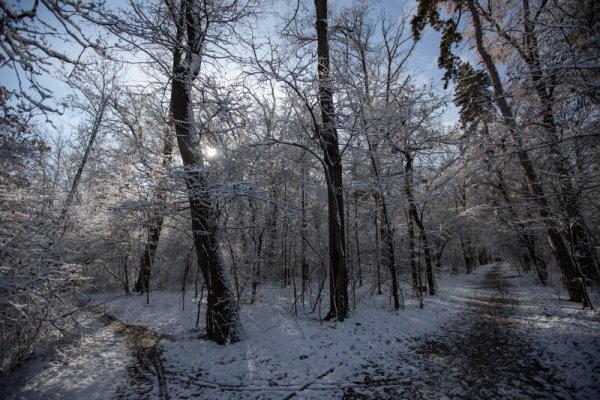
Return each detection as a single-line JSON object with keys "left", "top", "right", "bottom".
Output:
{"left": 1, "top": 317, "right": 130, "bottom": 399}
{"left": 2, "top": 263, "right": 599, "bottom": 399}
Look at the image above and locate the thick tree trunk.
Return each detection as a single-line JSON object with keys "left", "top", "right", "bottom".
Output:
{"left": 183, "top": 170, "right": 244, "bottom": 344}
{"left": 466, "top": 0, "right": 582, "bottom": 302}
{"left": 315, "top": 0, "right": 349, "bottom": 322}
{"left": 169, "top": 2, "right": 244, "bottom": 342}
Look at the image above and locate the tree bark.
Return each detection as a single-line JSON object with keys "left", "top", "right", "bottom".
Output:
{"left": 314, "top": 0, "right": 349, "bottom": 322}
{"left": 301, "top": 160, "right": 309, "bottom": 304}
{"left": 404, "top": 154, "right": 422, "bottom": 299}
{"left": 169, "top": 0, "right": 244, "bottom": 343}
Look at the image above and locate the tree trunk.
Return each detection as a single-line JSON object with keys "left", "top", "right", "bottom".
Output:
{"left": 58, "top": 96, "right": 108, "bottom": 239}
{"left": 402, "top": 159, "right": 435, "bottom": 294}
{"left": 365, "top": 125, "right": 399, "bottom": 306}
{"left": 169, "top": 2, "right": 244, "bottom": 343}
{"left": 135, "top": 217, "right": 164, "bottom": 295}
{"left": 404, "top": 153, "right": 424, "bottom": 298}
{"left": 354, "top": 192, "right": 363, "bottom": 288}
{"left": 374, "top": 201, "right": 383, "bottom": 295}
{"left": 249, "top": 199, "right": 264, "bottom": 305}
{"left": 411, "top": 209, "right": 435, "bottom": 295}
{"left": 182, "top": 172, "right": 244, "bottom": 343}
{"left": 380, "top": 198, "right": 400, "bottom": 308}
{"left": 407, "top": 211, "right": 422, "bottom": 306}
{"left": 265, "top": 185, "right": 279, "bottom": 277}
{"left": 301, "top": 160, "right": 309, "bottom": 304}
{"left": 314, "top": 0, "right": 349, "bottom": 322}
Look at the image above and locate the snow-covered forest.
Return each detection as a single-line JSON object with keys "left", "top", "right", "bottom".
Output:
{"left": 1, "top": 0, "right": 599, "bottom": 398}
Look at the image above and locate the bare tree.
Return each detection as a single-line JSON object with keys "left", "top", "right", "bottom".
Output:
{"left": 167, "top": 0, "right": 246, "bottom": 343}
{"left": 313, "top": 0, "right": 349, "bottom": 321}
{"left": 97, "top": 0, "right": 249, "bottom": 343}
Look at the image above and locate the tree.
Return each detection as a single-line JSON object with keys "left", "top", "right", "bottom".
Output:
{"left": 334, "top": 4, "right": 403, "bottom": 309}
{"left": 167, "top": 0, "right": 245, "bottom": 343}
{"left": 313, "top": 0, "right": 349, "bottom": 321}
{"left": 112, "top": 87, "right": 175, "bottom": 297}
{"left": 96, "top": 0, "right": 249, "bottom": 343}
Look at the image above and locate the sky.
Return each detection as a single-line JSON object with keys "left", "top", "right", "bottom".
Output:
{"left": 0, "top": 0, "right": 458, "bottom": 127}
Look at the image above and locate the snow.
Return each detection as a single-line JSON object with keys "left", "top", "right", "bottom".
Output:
{"left": 500, "top": 270, "right": 600, "bottom": 397}
{"left": 2, "top": 263, "right": 598, "bottom": 399}
{"left": 2, "top": 318, "right": 130, "bottom": 399}
{"left": 104, "top": 271, "right": 476, "bottom": 399}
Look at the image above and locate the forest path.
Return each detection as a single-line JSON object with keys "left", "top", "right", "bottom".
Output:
{"left": 348, "top": 262, "right": 569, "bottom": 399}
{"left": 100, "top": 314, "right": 171, "bottom": 400}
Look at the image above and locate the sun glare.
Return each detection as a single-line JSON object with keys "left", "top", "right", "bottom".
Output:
{"left": 205, "top": 146, "right": 218, "bottom": 159}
